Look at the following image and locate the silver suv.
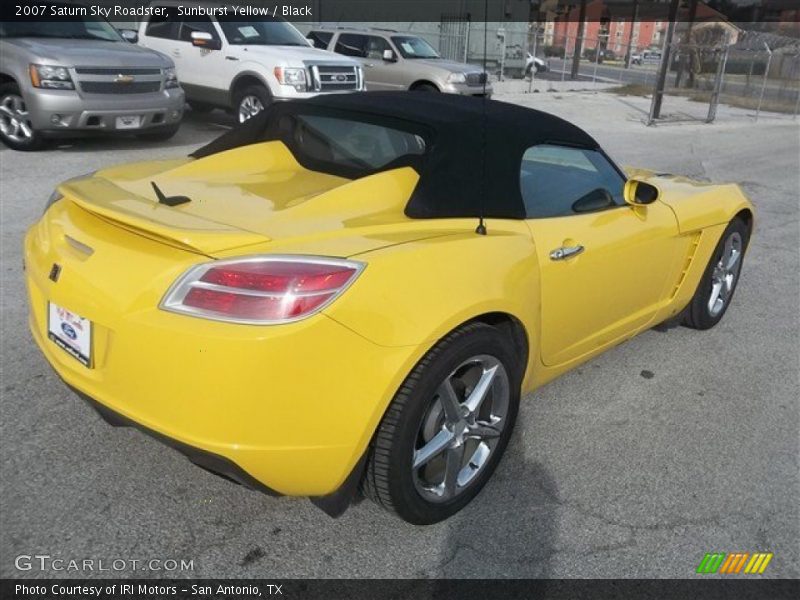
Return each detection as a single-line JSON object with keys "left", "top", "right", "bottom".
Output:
{"left": 308, "top": 28, "right": 492, "bottom": 96}
{"left": 0, "top": 16, "right": 184, "bottom": 151}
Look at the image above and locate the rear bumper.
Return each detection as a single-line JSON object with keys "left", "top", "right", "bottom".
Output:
{"left": 24, "top": 216, "right": 420, "bottom": 499}
{"left": 65, "top": 380, "right": 280, "bottom": 496}
{"left": 25, "top": 87, "right": 185, "bottom": 133}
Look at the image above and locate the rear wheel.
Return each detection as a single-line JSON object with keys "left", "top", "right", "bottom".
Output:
{"left": 0, "top": 83, "right": 45, "bottom": 151}
{"left": 362, "top": 322, "right": 521, "bottom": 524}
{"left": 683, "top": 218, "right": 749, "bottom": 330}
{"left": 235, "top": 85, "right": 271, "bottom": 123}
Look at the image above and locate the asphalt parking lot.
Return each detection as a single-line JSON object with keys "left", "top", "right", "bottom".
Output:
{"left": 1, "top": 92, "right": 798, "bottom": 579}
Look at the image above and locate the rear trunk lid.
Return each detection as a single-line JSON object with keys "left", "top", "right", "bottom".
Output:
{"left": 60, "top": 141, "right": 440, "bottom": 257}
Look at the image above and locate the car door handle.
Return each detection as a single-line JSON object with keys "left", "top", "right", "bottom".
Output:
{"left": 364, "top": 63, "right": 375, "bottom": 68}
{"left": 550, "top": 245, "right": 585, "bottom": 261}
{"left": 225, "top": 56, "right": 239, "bottom": 61}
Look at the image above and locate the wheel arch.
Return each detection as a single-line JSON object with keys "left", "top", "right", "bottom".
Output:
{"left": 734, "top": 207, "right": 754, "bottom": 241}
{"left": 0, "top": 72, "right": 19, "bottom": 87}
{"left": 409, "top": 79, "right": 440, "bottom": 91}
{"left": 229, "top": 71, "right": 271, "bottom": 104}
{"left": 462, "top": 312, "right": 530, "bottom": 380}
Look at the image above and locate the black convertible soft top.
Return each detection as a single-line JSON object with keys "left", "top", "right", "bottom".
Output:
{"left": 191, "top": 92, "right": 601, "bottom": 220}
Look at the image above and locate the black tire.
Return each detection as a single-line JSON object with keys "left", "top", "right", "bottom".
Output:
{"left": 412, "top": 83, "right": 440, "bottom": 93}
{"left": 234, "top": 84, "right": 271, "bottom": 123}
{"left": 188, "top": 100, "right": 215, "bottom": 114}
{"left": 683, "top": 217, "right": 750, "bottom": 330}
{"left": 136, "top": 124, "right": 180, "bottom": 142}
{"left": 362, "top": 322, "right": 522, "bottom": 524}
{"left": 0, "top": 82, "right": 46, "bottom": 151}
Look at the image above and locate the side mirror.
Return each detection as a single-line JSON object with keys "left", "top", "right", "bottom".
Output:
{"left": 119, "top": 29, "right": 138, "bottom": 44}
{"left": 624, "top": 179, "right": 660, "bottom": 206}
{"left": 382, "top": 49, "right": 397, "bottom": 62}
{"left": 191, "top": 31, "right": 221, "bottom": 51}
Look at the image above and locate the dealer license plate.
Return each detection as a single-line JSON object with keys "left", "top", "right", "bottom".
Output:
{"left": 47, "top": 302, "right": 92, "bottom": 368}
{"left": 115, "top": 115, "right": 142, "bottom": 129}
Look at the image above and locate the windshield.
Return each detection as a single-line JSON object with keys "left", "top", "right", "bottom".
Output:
{"left": 0, "top": 16, "right": 122, "bottom": 42}
{"left": 218, "top": 18, "right": 309, "bottom": 46}
{"left": 391, "top": 36, "right": 440, "bottom": 59}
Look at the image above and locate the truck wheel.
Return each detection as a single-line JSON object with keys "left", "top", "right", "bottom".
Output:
{"left": 234, "top": 85, "right": 271, "bottom": 123}
{"left": 412, "top": 83, "right": 440, "bottom": 93}
{"left": 136, "top": 124, "right": 180, "bottom": 142}
{"left": 0, "top": 83, "right": 45, "bottom": 151}
{"left": 362, "top": 322, "right": 521, "bottom": 524}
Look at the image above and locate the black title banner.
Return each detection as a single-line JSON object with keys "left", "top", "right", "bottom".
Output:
{"left": 3, "top": 0, "right": 799, "bottom": 23}
{"left": 2, "top": 579, "right": 800, "bottom": 600}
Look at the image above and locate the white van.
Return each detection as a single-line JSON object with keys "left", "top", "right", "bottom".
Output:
{"left": 138, "top": 1, "right": 364, "bottom": 121}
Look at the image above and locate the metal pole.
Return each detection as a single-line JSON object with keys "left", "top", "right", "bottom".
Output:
{"left": 562, "top": 38, "right": 568, "bottom": 82}
{"left": 647, "top": 20, "right": 677, "bottom": 125}
{"left": 528, "top": 24, "right": 538, "bottom": 92}
{"left": 593, "top": 39, "right": 600, "bottom": 86}
{"left": 707, "top": 39, "right": 729, "bottom": 124}
{"left": 756, "top": 42, "right": 773, "bottom": 122}
{"left": 794, "top": 88, "right": 799, "bottom": 120}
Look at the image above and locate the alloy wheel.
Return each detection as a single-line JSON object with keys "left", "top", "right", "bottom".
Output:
{"left": 0, "top": 94, "right": 34, "bottom": 143}
{"left": 238, "top": 95, "right": 264, "bottom": 123}
{"left": 412, "top": 354, "right": 510, "bottom": 503}
{"left": 708, "top": 231, "right": 743, "bottom": 317}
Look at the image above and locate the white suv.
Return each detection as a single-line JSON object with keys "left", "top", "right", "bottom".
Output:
{"left": 138, "top": 2, "right": 364, "bottom": 121}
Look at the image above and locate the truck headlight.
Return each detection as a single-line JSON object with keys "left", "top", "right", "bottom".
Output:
{"left": 29, "top": 64, "right": 75, "bottom": 90}
{"left": 273, "top": 67, "right": 307, "bottom": 87}
{"left": 163, "top": 67, "right": 180, "bottom": 89}
{"left": 447, "top": 72, "right": 467, "bottom": 84}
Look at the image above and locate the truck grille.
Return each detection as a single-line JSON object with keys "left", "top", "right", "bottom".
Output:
{"left": 76, "top": 66, "right": 163, "bottom": 95}
{"left": 80, "top": 81, "right": 161, "bottom": 94}
{"left": 466, "top": 72, "right": 488, "bottom": 87}
{"left": 75, "top": 67, "right": 161, "bottom": 76}
{"left": 309, "top": 65, "right": 360, "bottom": 92}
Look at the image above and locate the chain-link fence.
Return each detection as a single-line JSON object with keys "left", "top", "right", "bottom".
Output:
{"left": 652, "top": 33, "right": 800, "bottom": 123}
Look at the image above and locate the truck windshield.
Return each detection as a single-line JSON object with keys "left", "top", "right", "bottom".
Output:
{"left": 0, "top": 18, "right": 122, "bottom": 42}
{"left": 391, "top": 36, "right": 440, "bottom": 59}
{"left": 218, "top": 18, "right": 309, "bottom": 46}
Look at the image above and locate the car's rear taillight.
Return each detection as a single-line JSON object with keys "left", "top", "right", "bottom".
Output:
{"left": 160, "top": 256, "right": 365, "bottom": 324}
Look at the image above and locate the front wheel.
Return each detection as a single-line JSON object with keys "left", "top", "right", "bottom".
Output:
{"left": 683, "top": 218, "right": 749, "bottom": 330}
{"left": 0, "top": 83, "right": 45, "bottom": 151}
{"left": 362, "top": 322, "right": 521, "bottom": 524}
{"left": 234, "top": 85, "right": 271, "bottom": 123}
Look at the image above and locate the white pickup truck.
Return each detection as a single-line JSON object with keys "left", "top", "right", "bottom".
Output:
{"left": 138, "top": 1, "right": 364, "bottom": 122}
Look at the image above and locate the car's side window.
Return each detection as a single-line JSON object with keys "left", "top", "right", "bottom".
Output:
{"left": 365, "top": 36, "right": 391, "bottom": 59}
{"left": 178, "top": 18, "right": 219, "bottom": 43}
{"left": 307, "top": 31, "right": 333, "bottom": 49}
{"left": 145, "top": 13, "right": 177, "bottom": 39}
{"left": 335, "top": 34, "right": 368, "bottom": 58}
{"left": 520, "top": 144, "right": 626, "bottom": 218}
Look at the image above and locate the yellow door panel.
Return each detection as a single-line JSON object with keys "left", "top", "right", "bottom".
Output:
{"left": 527, "top": 203, "right": 682, "bottom": 366}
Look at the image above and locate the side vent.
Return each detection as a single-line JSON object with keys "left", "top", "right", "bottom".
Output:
{"left": 670, "top": 233, "right": 702, "bottom": 298}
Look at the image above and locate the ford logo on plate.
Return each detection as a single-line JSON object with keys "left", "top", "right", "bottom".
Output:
{"left": 61, "top": 323, "right": 77, "bottom": 340}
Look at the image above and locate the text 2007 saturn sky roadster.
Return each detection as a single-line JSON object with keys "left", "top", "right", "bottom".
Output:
{"left": 25, "top": 93, "right": 753, "bottom": 524}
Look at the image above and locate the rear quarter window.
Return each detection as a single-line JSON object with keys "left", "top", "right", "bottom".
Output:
{"left": 281, "top": 114, "right": 428, "bottom": 172}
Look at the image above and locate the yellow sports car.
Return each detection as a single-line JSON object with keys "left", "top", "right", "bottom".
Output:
{"left": 25, "top": 93, "right": 753, "bottom": 524}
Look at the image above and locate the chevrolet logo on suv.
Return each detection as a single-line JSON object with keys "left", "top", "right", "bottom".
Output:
{"left": 114, "top": 74, "right": 135, "bottom": 84}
